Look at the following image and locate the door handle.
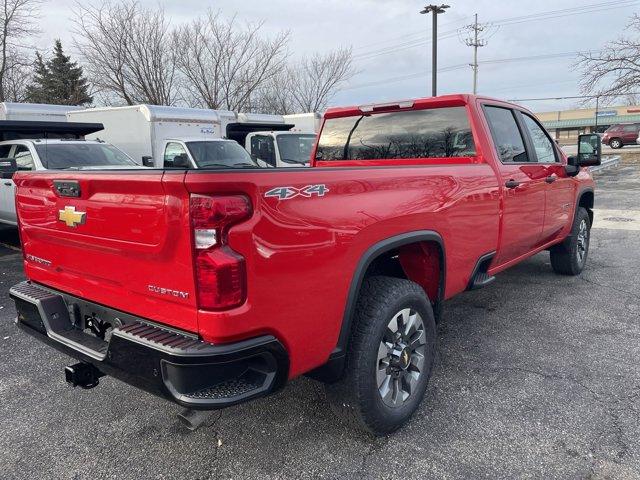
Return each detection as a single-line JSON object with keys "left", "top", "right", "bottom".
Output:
{"left": 505, "top": 179, "right": 520, "bottom": 189}
{"left": 545, "top": 175, "right": 557, "bottom": 184}
{"left": 3, "top": 182, "right": 12, "bottom": 186}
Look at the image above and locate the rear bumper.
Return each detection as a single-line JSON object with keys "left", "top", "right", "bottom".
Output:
{"left": 9, "top": 281, "right": 289, "bottom": 409}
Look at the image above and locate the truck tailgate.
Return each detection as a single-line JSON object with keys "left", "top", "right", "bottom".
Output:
{"left": 13, "top": 170, "right": 199, "bottom": 333}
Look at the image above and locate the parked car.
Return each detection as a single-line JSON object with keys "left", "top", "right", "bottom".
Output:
{"left": 0, "top": 139, "right": 138, "bottom": 225}
{"left": 8, "top": 94, "right": 600, "bottom": 435}
{"left": 601, "top": 123, "right": 640, "bottom": 148}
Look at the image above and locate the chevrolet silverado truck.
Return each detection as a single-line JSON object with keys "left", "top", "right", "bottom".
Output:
{"left": 8, "top": 95, "right": 600, "bottom": 435}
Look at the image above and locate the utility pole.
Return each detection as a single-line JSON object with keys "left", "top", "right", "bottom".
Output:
{"left": 462, "top": 13, "right": 487, "bottom": 94}
{"left": 420, "top": 4, "right": 450, "bottom": 97}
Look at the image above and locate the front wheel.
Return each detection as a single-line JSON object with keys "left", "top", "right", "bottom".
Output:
{"left": 325, "top": 276, "right": 436, "bottom": 435}
{"left": 550, "top": 207, "right": 591, "bottom": 275}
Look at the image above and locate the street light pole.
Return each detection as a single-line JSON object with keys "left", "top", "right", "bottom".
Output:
{"left": 420, "top": 4, "right": 450, "bottom": 97}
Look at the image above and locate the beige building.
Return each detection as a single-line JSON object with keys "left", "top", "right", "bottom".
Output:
{"left": 536, "top": 105, "right": 640, "bottom": 141}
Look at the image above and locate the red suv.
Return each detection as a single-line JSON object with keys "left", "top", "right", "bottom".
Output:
{"left": 602, "top": 123, "right": 640, "bottom": 149}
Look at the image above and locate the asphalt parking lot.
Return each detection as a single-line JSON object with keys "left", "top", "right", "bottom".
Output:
{"left": 1, "top": 164, "right": 639, "bottom": 480}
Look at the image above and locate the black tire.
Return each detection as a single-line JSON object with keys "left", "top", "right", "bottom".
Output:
{"left": 325, "top": 276, "right": 436, "bottom": 436}
{"left": 550, "top": 207, "right": 591, "bottom": 275}
{"left": 609, "top": 138, "right": 623, "bottom": 149}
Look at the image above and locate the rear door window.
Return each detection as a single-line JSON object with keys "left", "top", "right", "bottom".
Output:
{"left": 163, "top": 142, "right": 189, "bottom": 168}
{"left": 14, "top": 145, "right": 35, "bottom": 170}
{"left": 483, "top": 106, "right": 529, "bottom": 163}
{"left": 315, "top": 106, "right": 476, "bottom": 161}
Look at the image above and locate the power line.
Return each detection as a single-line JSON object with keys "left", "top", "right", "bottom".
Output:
{"left": 350, "top": 0, "right": 638, "bottom": 64}
{"left": 508, "top": 92, "right": 640, "bottom": 102}
{"left": 342, "top": 51, "right": 591, "bottom": 91}
{"left": 460, "top": 13, "right": 491, "bottom": 94}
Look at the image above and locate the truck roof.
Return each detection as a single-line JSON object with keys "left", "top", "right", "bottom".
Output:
{"left": 1, "top": 102, "right": 80, "bottom": 118}
{"left": 68, "top": 104, "right": 236, "bottom": 124}
{"left": 0, "top": 138, "right": 109, "bottom": 146}
{"left": 324, "top": 94, "right": 517, "bottom": 118}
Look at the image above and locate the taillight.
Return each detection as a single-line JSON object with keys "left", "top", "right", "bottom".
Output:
{"left": 190, "top": 195, "right": 251, "bottom": 310}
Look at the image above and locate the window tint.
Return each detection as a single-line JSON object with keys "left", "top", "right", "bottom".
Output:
{"left": 484, "top": 106, "right": 529, "bottom": 163}
{"left": 623, "top": 124, "right": 637, "bottom": 132}
{"left": 185, "top": 141, "right": 255, "bottom": 168}
{"left": 315, "top": 107, "right": 476, "bottom": 161}
{"left": 163, "top": 142, "right": 189, "bottom": 168}
{"left": 34, "top": 143, "right": 136, "bottom": 169}
{"left": 276, "top": 134, "right": 315, "bottom": 165}
{"left": 0, "top": 145, "right": 12, "bottom": 158}
{"left": 522, "top": 114, "right": 556, "bottom": 163}
{"left": 250, "top": 135, "right": 276, "bottom": 166}
{"left": 14, "top": 146, "right": 34, "bottom": 170}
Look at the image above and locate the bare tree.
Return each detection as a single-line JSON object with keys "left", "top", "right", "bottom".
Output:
{"left": 577, "top": 14, "right": 640, "bottom": 103}
{"left": 73, "top": 0, "right": 178, "bottom": 105}
{"left": 258, "top": 48, "right": 355, "bottom": 114}
{"left": 3, "top": 50, "right": 30, "bottom": 101}
{"left": 0, "top": 0, "right": 42, "bottom": 101}
{"left": 173, "top": 11, "right": 289, "bottom": 112}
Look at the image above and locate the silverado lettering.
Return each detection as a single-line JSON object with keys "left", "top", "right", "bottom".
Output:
{"left": 8, "top": 95, "right": 600, "bottom": 435}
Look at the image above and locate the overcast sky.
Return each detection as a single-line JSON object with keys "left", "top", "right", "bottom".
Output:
{"left": 41, "top": 0, "right": 639, "bottom": 112}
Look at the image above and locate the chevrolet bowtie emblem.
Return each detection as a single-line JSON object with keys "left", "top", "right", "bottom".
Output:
{"left": 58, "top": 206, "right": 86, "bottom": 228}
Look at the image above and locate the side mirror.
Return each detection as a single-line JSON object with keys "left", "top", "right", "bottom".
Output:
{"left": 577, "top": 133, "right": 601, "bottom": 167}
{"left": 0, "top": 158, "right": 17, "bottom": 179}
{"left": 141, "top": 156, "right": 154, "bottom": 167}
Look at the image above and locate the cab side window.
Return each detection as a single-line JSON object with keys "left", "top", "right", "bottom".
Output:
{"left": 250, "top": 135, "right": 276, "bottom": 166}
{"left": 521, "top": 114, "right": 557, "bottom": 163}
{"left": 483, "top": 106, "right": 529, "bottom": 163}
{"left": 14, "top": 145, "right": 35, "bottom": 170}
{"left": 163, "top": 142, "right": 189, "bottom": 168}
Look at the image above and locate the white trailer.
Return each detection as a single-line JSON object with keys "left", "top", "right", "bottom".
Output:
{"left": 67, "top": 105, "right": 237, "bottom": 165}
{"left": 0, "top": 102, "right": 79, "bottom": 122}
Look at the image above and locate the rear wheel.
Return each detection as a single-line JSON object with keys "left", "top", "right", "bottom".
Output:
{"left": 550, "top": 207, "right": 591, "bottom": 275}
{"left": 325, "top": 276, "right": 436, "bottom": 435}
{"left": 609, "top": 138, "right": 623, "bottom": 149}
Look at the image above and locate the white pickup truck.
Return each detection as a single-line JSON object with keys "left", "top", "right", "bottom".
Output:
{"left": 0, "top": 139, "right": 138, "bottom": 225}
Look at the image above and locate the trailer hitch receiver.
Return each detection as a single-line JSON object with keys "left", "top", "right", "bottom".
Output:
{"left": 65, "top": 362, "right": 105, "bottom": 389}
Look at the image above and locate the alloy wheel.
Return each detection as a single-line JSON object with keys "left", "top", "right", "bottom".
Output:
{"left": 377, "top": 308, "right": 427, "bottom": 408}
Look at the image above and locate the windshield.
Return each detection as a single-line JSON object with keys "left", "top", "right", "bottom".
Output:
{"left": 276, "top": 134, "right": 316, "bottom": 164}
{"left": 186, "top": 141, "right": 257, "bottom": 168}
{"left": 35, "top": 143, "right": 137, "bottom": 169}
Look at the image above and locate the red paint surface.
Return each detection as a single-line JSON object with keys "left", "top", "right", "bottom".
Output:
{"left": 13, "top": 94, "right": 595, "bottom": 378}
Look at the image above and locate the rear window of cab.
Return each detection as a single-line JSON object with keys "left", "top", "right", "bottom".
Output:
{"left": 315, "top": 106, "right": 476, "bottom": 162}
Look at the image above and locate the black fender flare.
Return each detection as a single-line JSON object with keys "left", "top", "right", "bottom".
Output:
{"left": 308, "top": 230, "right": 445, "bottom": 383}
{"left": 575, "top": 187, "right": 595, "bottom": 225}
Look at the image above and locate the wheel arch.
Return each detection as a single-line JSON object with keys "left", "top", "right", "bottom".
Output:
{"left": 307, "top": 230, "right": 445, "bottom": 383}
{"left": 577, "top": 188, "right": 595, "bottom": 225}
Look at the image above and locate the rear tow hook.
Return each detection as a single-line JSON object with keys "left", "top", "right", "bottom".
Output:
{"left": 65, "top": 362, "right": 105, "bottom": 389}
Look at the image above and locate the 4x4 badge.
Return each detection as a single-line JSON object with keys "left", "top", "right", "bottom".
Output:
{"left": 264, "top": 184, "right": 329, "bottom": 200}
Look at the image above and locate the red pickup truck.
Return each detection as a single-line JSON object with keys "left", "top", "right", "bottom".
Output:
{"left": 9, "top": 95, "right": 599, "bottom": 435}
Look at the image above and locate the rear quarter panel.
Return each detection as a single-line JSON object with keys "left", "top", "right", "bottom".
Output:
{"left": 185, "top": 165, "right": 500, "bottom": 377}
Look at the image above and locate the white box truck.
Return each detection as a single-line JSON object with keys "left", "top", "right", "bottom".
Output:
{"left": 67, "top": 105, "right": 239, "bottom": 166}
{"left": 67, "top": 105, "right": 316, "bottom": 168}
